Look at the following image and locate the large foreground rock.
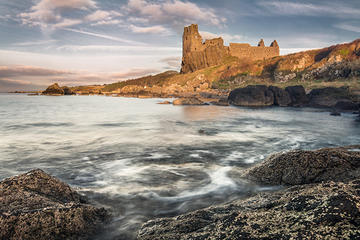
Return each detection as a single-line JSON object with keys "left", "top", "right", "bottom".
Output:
{"left": 244, "top": 145, "right": 360, "bottom": 185}
{"left": 42, "top": 83, "right": 64, "bottom": 95}
{"left": 228, "top": 85, "right": 274, "bottom": 107}
{"left": 138, "top": 146, "right": 360, "bottom": 239}
{"left": 0, "top": 169, "right": 108, "bottom": 240}
{"left": 138, "top": 179, "right": 360, "bottom": 239}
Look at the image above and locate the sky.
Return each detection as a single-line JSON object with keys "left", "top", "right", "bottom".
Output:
{"left": 0, "top": 0, "right": 360, "bottom": 91}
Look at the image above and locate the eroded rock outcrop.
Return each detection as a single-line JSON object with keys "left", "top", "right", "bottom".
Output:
{"left": 173, "top": 97, "right": 205, "bottom": 105}
{"left": 42, "top": 83, "right": 64, "bottom": 95}
{"left": 285, "top": 85, "right": 308, "bottom": 107}
{"left": 0, "top": 169, "right": 108, "bottom": 240}
{"left": 308, "top": 87, "right": 352, "bottom": 108}
{"left": 244, "top": 145, "right": 360, "bottom": 185}
{"left": 228, "top": 85, "right": 274, "bottom": 107}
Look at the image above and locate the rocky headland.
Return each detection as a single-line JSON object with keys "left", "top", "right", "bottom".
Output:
{"left": 138, "top": 145, "right": 360, "bottom": 239}
{"left": 35, "top": 24, "right": 359, "bottom": 103}
{"left": 0, "top": 169, "right": 108, "bottom": 240}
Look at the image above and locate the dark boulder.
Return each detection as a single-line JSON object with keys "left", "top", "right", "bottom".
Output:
{"left": 335, "top": 100, "right": 359, "bottom": 111}
{"left": 285, "top": 85, "right": 308, "bottom": 107}
{"left": 244, "top": 145, "right": 360, "bottom": 185}
{"left": 42, "top": 83, "right": 64, "bottom": 95}
{"left": 330, "top": 110, "right": 341, "bottom": 116}
{"left": 228, "top": 85, "right": 274, "bottom": 107}
{"left": 268, "top": 86, "right": 291, "bottom": 106}
{"left": 308, "top": 87, "right": 351, "bottom": 108}
{"left": 62, "top": 86, "right": 75, "bottom": 95}
{"left": 0, "top": 169, "right": 109, "bottom": 240}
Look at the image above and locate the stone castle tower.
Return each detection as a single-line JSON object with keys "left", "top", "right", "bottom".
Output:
{"left": 181, "top": 24, "right": 280, "bottom": 74}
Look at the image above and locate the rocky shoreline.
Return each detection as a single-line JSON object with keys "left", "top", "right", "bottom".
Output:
{"left": 0, "top": 169, "right": 109, "bottom": 240}
{"left": 138, "top": 145, "right": 360, "bottom": 239}
{"left": 39, "top": 83, "right": 360, "bottom": 114}
{"left": 1, "top": 146, "right": 359, "bottom": 239}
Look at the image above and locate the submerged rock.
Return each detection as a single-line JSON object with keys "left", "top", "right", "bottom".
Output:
{"left": 42, "top": 83, "right": 64, "bottom": 95}
{"left": 330, "top": 110, "right": 341, "bottom": 116}
{"left": 228, "top": 85, "right": 274, "bottom": 107}
{"left": 173, "top": 97, "right": 205, "bottom": 105}
{"left": 157, "top": 101, "right": 171, "bottom": 104}
{"left": 138, "top": 146, "right": 360, "bottom": 239}
{"left": 0, "top": 169, "right": 108, "bottom": 240}
{"left": 244, "top": 145, "right": 360, "bottom": 185}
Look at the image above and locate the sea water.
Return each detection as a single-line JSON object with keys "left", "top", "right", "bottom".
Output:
{"left": 1, "top": 93, "right": 359, "bottom": 239}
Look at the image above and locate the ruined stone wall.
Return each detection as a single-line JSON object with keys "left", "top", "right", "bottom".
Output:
{"left": 229, "top": 43, "right": 279, "bottom": 61}
{"left": 181, "top": 24, "right": 280, "bottom": 73}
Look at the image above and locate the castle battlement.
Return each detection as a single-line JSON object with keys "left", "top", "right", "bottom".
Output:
{"left": 181, "top": 24, "right": 279, "bottom": 73}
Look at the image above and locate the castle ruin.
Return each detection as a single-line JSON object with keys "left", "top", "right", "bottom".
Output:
{"left": 181, "top": 24, "right": 279, "bottom": 73}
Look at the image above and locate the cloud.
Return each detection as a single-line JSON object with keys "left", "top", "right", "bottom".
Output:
{"left": 57, "top": 45, "right": 180, "bottom": 52}
{"left": 0, "top": 65, "right": 71, "bottom": 78}
{"left": 129, "top": 24, "right": 170, "bottom": 35}
{"left": 63, "top": 28, "right": 146, "bottom": 45}
{"left": 19, "top": 0, "right": 96, "bottom": 28}
{"left": 110, "top": 68, "right": 159, "bottom": 80}
{"left": 124, "top": 0, "right": 226, "bottom": 32}
{"left": 13, "top": 40, "right": 57, "bottom": 46}
{"left": 85, "top": 10, "right": 123, "bottom": 25}
{"left": 200, "top": 31, "right": 244, "bottom": 44}
{"left": 258, "top": 1, "right": 360, "bottom": 19}
{"left": 53, "top": 18, "right": 83, "bottom": 28}
{"left": 160, "top": 56, "right": 181, "bottom": 69}
{"left": 335, "top": 23, "right": 360, "bottom": 33}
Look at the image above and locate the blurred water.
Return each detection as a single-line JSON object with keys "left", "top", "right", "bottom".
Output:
{"left": 1, "top": 93, "right": 359, "bottom": 239}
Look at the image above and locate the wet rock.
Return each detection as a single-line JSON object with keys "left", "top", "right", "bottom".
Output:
{"left": 330, "top": 110, "right": 341, "bottom": 116}
{"left": 268, "top": 86, "right": 291, "bottom": 107}
{"left": 173, "top": 97, "right": 205, "bottom": 105}
{"left": 210, "top": 98, "right": 229, "bottom": 106}
{"left": 335, "top": 100, "right": 359, "bottom": 111}
{"left": 308, "top": 87, "right": 351, "bottom": 108}
{"left": 62, "top": 86, "right": 75, "bottom": 95}
{"left": 157, "top": 101, "right": 171, "bottom": 104}
{"left": 42, "top": 83, "right": 64, "bottom": 95}
{"left": 244, "top": 145, "right": 360, "bottom": 185}
{"left": 228, "top": 85, "right": 274, "bottom": 107}
{"left": 285, "top": 85, "right": 308, "bottom": 107}
{"left": 0, "top": 169, "right": 108, "bottom": 240}
{"left": 138, "top": 179, "right": 360, "bottom": 239}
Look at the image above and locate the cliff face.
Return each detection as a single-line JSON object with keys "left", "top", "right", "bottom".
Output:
{"left": 181, "top": 24, "right": 279, "bottom": 74}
